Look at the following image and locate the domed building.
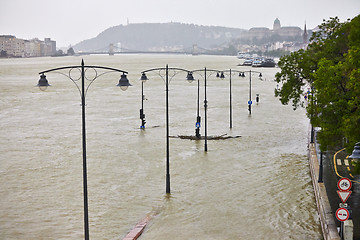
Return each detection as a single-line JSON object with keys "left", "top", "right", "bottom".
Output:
{"left": 273, "top": 18, "right": 281, "bottom": 30}
{"left": 241, "top": 18, "right": 302, "bottom": 41}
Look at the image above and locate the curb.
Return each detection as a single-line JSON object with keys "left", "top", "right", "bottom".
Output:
{"left": 122, "top": 216, "right": 151, "bottom": 240}
{"left": 308, "top": 143, "right": 341, "bottom": 240}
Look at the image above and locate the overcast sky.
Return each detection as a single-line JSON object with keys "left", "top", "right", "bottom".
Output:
{"left": 1, "top": 0, "right": 359, "bottom": 47}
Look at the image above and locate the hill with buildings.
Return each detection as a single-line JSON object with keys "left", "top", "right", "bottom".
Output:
{"left": 1, "top": 19, "right": 311, "bottom": 58}
{"left": 74, "top": 20, "right": 310, "bottom": 55}
{"left": 73, "top": 22, "right": 246, "bottom": 53}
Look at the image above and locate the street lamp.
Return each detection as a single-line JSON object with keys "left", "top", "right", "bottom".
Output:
{"left": 318, "top": 151, "right": 324, "bottom": 183}
{"left": 191, "top": 68, "right": 224, "bottom": 152}
{"left": 139, "top": 73, "right": 148, "bottom": 129}
{"left": 217, "top": 69, "right": 254, "bottom": 128}
{"left": 36, "top": 59, "right": 131, "bottom": 240}
{"left": 349, "top": 142, "right": 360, "bottom": 161}
{"left": 240, "top": 70, "right": 262, "bottom": 115}
{"left": 217, "top": 71, "right": 231, "bottom": 128}
{"left": 140, "top": 65, "right": 193, "bottom": 194}
{"left": 186, "top": 72, "right": 201, "bottom": 139}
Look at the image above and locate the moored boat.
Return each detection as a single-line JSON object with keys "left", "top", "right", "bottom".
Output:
{"left": 261, "top": 58, "right": 276, "bottom": 67}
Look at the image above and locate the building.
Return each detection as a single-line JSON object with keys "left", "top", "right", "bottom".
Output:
{"left": 235, "top": 18, "right": 308, "bottom": 53}
{"left": 44, "top": 38, "right": 56, "bottom": 56}
{"left": 273, "top": 18, "right": 281, "bottom": 30}
{"left": 0, "top": 36, "right": 57, "bottom": 57}
{"left": 0, "top": 35, "right": 25, "bottom": 57}
{"left": 25, "top": 38, "right": 42, "bottom": 57}
{"left": 242, "top": 18, "right": 303, "bottom": 40}
{"left": 303, "top": 23, "right": 309, "bottom": 45}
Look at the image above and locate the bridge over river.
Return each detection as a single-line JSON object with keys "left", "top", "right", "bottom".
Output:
{"left": 77, "top": 43, "right": 219, "bottom": 55}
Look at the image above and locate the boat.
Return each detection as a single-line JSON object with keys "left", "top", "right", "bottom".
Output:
{"left": 252, "top": 58, "right": 264, "bottom": 67}
{"left": 242, "top": 58, "right": 253, "bottom": 66}
{"left": 237, "top": 52, "right": 246, "bottom": 59}
{"left": 261, "top": 58, "right": 276, "bottom": 67}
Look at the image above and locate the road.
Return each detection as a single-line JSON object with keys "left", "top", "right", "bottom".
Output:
{"left": 319, "top": 147, "right": 360, "bottom": 239}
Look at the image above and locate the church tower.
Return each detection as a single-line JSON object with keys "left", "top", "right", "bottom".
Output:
{"left": 273, "top": 18, "right": 281, "bottom": 31}
{"left": 303, "top": 22, "right": 308, "bottom": 44}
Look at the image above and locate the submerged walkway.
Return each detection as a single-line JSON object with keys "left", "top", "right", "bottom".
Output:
{"left": 122, "top": 216, "right": 151, "bottom": 240}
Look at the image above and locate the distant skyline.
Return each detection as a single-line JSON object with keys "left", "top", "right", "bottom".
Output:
{"left": 1, "top": 0, "right": 359, "bottom": 47}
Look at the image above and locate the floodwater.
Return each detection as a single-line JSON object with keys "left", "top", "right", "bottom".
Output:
{"left": 0, "top": 55, "right": 322, "bottom": 239}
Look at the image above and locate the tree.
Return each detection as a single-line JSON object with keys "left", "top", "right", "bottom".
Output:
{"left": 67, "top": 47, "right": 75, "bottom": 56}
{"left": 0, "top": 50, "right": 7, "bottom": 57}
{"left": 275, "top": 15, "right": 360, "bottom": 171}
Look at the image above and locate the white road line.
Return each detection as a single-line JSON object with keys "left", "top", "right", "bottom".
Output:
{"left": 337, "top": 159, "right": 342, "bottom": 165}
{"left": 344, "top": 159, "right": 349, "bottom": 166}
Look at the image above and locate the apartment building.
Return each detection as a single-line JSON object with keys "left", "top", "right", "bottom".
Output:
{"left": 0, "top": 35, "right": 25, "bottom": 57}
{"left": 0, "top": 35, "right": 56, "bottom": 57}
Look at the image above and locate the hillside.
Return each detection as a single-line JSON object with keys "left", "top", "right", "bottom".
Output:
{"left": 73, "top": 22, "right": 246, "bottom": 52}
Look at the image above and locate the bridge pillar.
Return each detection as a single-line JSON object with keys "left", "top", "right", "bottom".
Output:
{"left": 109, "top": 43, "right": 114, "bottom": 55}
{"left": 192, "top": 44, "right": 198, "bottom": 55}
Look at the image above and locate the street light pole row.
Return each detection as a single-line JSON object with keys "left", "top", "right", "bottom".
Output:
{"left": 36, "top": 61, "right": 262, "bottom": 239}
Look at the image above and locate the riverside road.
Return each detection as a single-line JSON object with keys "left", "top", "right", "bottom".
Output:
{"left": 316, "top": 143, "right": 360, "bottom": 239}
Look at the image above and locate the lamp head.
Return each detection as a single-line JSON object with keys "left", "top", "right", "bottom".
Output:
{"left": 140, "top": 72, "right": 149, "bottom": 82}
{"left": 117, "top": 73, "right": 132, "bottom": 91}
{"left": 220, "top": 72, "right": 225, "bottom": 79}
{"left": 186, "top": 72, "right": 195, "bottom": 83}
{"left": 36, "top": 74, "right": 50, "bottom": 91}
{"left": 349, "top": 142, "right": 360, "bottom": 160}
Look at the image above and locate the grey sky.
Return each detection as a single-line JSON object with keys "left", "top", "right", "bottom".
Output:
{"left": 1, "top": 0, "right": 359, "bottom": 47}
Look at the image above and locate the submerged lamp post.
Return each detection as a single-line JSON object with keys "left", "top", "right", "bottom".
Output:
{"left": 36, "top": 59, "right": 131, "bottom": 240}
{"left": 140, "top": 65, "right": 193, "bottom": 194}
{"left": 217, "top": 69, "right": 254, "bottom": 128}
{"left": 185, "top": 72, "right": 201, "bottom": 138}
{"left": 191, "top": 68, "right": 225, "bottom": 151}
{"left": 240, "top": 70, "right": 262, "bottom": 115}
{"left": 139, "top": 73, "right": 148, "bottom": 129}
{"left": 194, "top": 79, "right": 201, "bottom": 138}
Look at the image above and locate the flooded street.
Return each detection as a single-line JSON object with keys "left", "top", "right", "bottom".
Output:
{"left": 0, "top": 55, "right": 322, "bottom": 239}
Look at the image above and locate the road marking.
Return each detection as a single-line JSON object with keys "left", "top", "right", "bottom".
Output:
{"left": 337, "top": 159, "right": 342, "bottom": 165}
{"left": 344, "top": 159, "right": 349, "bottom": 166}
{"left": 333, "top": 149, "right": 360, "bottom": 184}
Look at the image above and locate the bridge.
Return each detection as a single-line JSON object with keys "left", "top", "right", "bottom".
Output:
{"left": 76, "top": 44, "right": 219, "bottom": 56}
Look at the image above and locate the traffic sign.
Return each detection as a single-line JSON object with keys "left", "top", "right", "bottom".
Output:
{"left": 248, "top": 100, "right": 252, "bottom": 105}
{"left": 337, "top": 178, "right": 352, "bottom": 191}
{"left": 335, "top": 208, "right": 350, "bottom": 222}
{"left": 337, "top": 190, "right": 352, "bottom": 203}
{"left": 339, "top": 203, "right": 348, "bottom": 208}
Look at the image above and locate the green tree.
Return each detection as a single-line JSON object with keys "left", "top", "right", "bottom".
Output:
{"left": 275, "top": 15, "right": 360, "bottom": 170}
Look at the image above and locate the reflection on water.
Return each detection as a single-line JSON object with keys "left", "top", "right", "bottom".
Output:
{"left": 0, "top": 55, "right": 321, "bottom": 239}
